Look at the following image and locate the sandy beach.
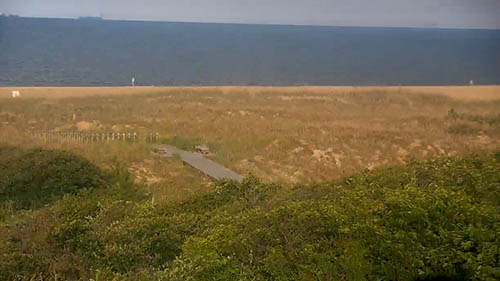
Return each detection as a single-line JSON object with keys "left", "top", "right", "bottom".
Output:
{"left": 1, "top": 85, "right": 499, "bottom": 101}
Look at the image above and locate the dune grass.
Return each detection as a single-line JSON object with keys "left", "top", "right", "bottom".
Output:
{"left": 1, "top": 86, "right": 499, "bottom": 201}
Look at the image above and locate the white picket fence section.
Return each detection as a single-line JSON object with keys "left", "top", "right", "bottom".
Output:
{"left": 31, "top": 131, "right": 160, "bottom": 143}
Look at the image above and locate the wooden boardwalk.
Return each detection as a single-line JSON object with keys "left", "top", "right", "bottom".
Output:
{"left": 153, "top": 145, "right": 244, "bottom": 182}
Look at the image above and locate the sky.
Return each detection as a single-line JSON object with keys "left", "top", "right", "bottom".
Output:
{"left": 1, "top": 0, "right": 499, "bottom": 29}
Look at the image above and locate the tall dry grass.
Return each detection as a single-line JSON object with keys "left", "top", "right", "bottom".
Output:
{"left": 1, "top": 86, "right": 499, "bottom": 201}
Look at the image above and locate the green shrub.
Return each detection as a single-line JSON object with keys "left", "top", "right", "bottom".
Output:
{"left": 168, "top": 200, "right": 369, "bottom": 281}
{"left": 169, "top": 153, "right": 500, "bottom": 281}
{"left": 0, "top": 146, "right": 105, "bottom": 210}
{"left": 1, "top": 149, "right": 499, "bottom": 280}
{"left": 0, "top": 180, "right": 149, "bottom": 280}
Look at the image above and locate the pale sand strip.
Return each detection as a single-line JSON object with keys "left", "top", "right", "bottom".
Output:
{"left": 0, "top": 85, "right": 499, "bottom": 101}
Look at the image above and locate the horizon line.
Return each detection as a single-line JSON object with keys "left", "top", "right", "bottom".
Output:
{"left": 3, "top": 14, "right": 499, "bottom": 31}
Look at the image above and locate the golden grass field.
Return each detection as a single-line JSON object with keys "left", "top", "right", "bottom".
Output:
{"left": 1, "top": 86, "right": 499, "bottom": 202}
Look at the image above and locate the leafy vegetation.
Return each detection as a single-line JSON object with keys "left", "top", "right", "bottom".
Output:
{"left": 0, "top": 146, "right": 105, "bottom": 212}
{"left": 0, "top": 146, "right": 499, "bottom": 280}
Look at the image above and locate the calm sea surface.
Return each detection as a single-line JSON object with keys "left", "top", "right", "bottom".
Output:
{"left": 1, "top": 17, "right": 499, "bottom": 86}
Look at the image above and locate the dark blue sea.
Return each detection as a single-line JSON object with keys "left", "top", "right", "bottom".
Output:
{"left": 1, "top": 17, "right": 499, "bottom": 86}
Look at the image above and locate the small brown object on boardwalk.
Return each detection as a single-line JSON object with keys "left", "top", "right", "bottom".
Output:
{"left": 195, "top": 144, "right": 211, "bottom": 156}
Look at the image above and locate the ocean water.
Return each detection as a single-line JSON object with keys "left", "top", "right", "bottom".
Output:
{"left": 1, "top": 17, "right": 499, "bottom": 86}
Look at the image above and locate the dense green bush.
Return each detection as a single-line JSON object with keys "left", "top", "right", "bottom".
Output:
{"left": 0, "top": 148, "right": 498, "bottom": 280}
{"left": 0, "top": 146, "right": 105, "bottom": 211}
{"left": 167, "top": 154, "right": 500, "bottom": 281}
{"left": 0, "top": 170, "right": 146, "bottom": 280}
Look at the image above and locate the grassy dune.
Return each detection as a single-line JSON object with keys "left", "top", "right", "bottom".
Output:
{"left": 0, "top": 86, "right": 499, "bottom": 201}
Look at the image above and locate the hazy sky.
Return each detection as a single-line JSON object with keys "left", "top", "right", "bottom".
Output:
{"left": 1, "top": 0, "right": 499, "bottom": 29}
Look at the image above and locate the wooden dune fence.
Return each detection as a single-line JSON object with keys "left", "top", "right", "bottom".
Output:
{"left": 31, "top": 132, "right": 160, "bottom": 143}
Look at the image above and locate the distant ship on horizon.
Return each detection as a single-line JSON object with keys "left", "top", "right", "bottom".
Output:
{"left": 78, "top": 16, "right": 103, "bottom": 21}
{"left": 0, "top": 13, "right": 20, "bottom": 17}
